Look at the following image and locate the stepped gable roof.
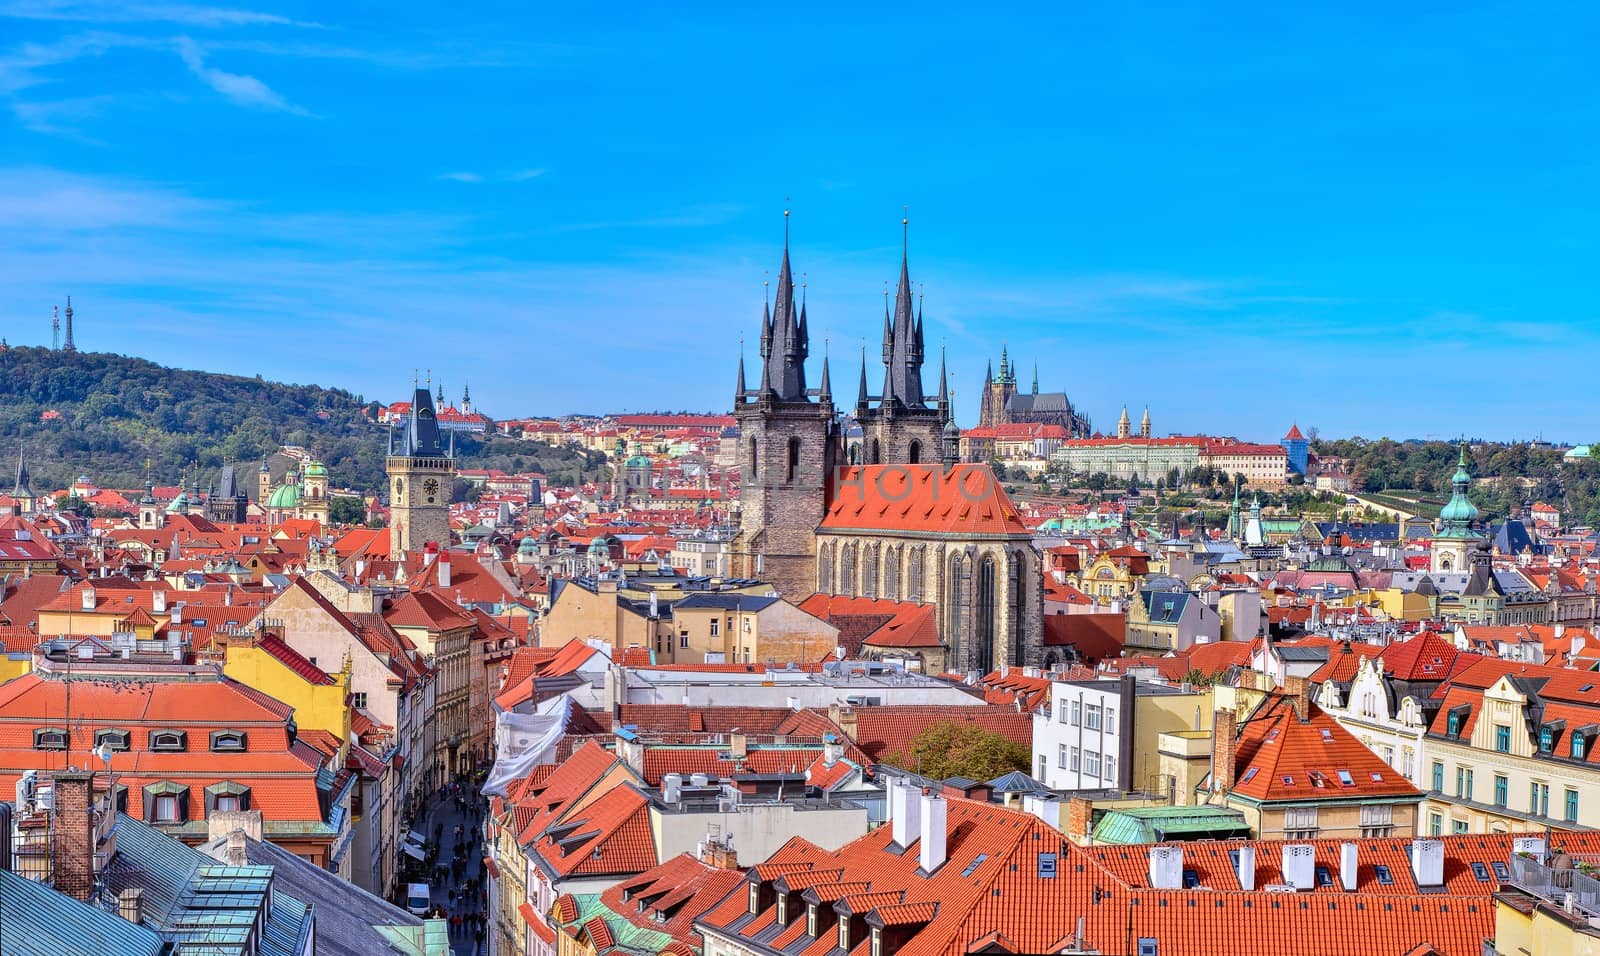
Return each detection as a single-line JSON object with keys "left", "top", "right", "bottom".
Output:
{"left": 821, "top": 464, "right": 1029, "bottom": 536}
{"left": 1225, "top": 693, "right": 1422, "bottom": 803}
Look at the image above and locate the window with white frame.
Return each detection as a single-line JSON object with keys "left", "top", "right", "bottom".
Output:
{"left": 1085, "top": 704, "right": 1102, "bottom": 731}
{"left": 1104, "top": 705, "right": 1115, "bottom": 732}
{"left": 1359, "top": 803, "right": 1393, "bottom": 837}
{"left": 1104, "top": 752, "right": 1117, "bottom": 781}
{"left": 1058, "top": 744, "right": 1069, "bottom": 769}
{"left": 1284, "top": 806, "right": 1318, "bottom": 839}
{"left": 1071, "top": 701, "right": 1081, "bottom": 726}
{"left": 1084, "top": 750, "right": 1101, "bottom": 777}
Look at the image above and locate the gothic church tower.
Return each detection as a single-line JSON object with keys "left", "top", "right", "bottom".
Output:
{"left": 855, "top": 220, "right": 950, "bottom": 466}
{"left": 733, "top": 216, "right": 841, "bottom": 599}
{"left": 387, "top": 385, "right": 457, "bottom": 558}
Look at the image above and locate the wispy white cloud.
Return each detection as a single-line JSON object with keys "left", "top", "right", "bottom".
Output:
{"left": 552, "top": 203, "right": 745, "bottom": 232}
{"left": 10, "top": 91, "right": 115, "bottom": 139}
{"left": 174, "top": 35, "right": 310, "bottom": 114}
{"left": 0, "top": 0, "right": 321, "bottom": 28}
{"left": 440, "top": 168, "right": 546, "bottom": 184}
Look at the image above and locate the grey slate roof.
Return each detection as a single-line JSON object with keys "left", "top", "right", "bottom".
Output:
{"left": 0, "top": 867, "right": 166, "bottom": 956}
{"left": 674, "top": 592, "right": 781, "bottom": 612}
{"left": 1007, "top": 392, "right": 1072, "bottom": 414}
{"left": 198, "top": 832, "right": 429, "bottom": 956}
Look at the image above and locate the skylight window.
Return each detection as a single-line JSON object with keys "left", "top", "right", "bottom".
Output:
{"left": 1470, "top": 862, "right": 1490, "bottom": 881}
{"left": 1373, "top": 865, "right": 1393, "bottom": 885}
{"left": 1037, "top": 853, "right": 1057, "bottom": 879}
{"left": 961, "top": 854, "right": 988, "bottom": 877}
{"left": 1281, "top": 775, "right": 1294, "bottom": 786}
{"left": 1240, "top": 768, "right": 1258, "bottom": 784}
{"left": 1337, "top": 770, "right": 1355, "bottom": 786}
{"left": 1371, "top": 772, "right": 1383, "bottom": 782}
{"left": 1492, "top": 861, "right": 1509, "bottom": 880}
{"left": 1181, "top": 869, "right": 1200, "bottom": 889}
{"left": 1320, "top": 729, "right": 1333, "bottom": 742}
{"left": 1314, "top": 866, "right": 1334, "bottom": 887}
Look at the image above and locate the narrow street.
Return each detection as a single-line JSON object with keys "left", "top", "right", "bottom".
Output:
{"left": 417, "top": 783, "right": 489, "bottom": 956}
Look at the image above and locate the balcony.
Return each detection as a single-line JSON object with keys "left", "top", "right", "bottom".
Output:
{"left": 1508, "top": 853, "right": 1600, "bottom": 917}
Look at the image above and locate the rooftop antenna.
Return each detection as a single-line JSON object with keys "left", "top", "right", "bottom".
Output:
{"left": 902, "top": 205, "right": 909, "bottom": 256}
{"left": 51, "top": 305, "right": 60, "bottom": 351}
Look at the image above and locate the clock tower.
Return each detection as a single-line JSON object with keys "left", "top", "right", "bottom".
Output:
{"left": 386, "top": 385, "right": 457, "bottom": 558}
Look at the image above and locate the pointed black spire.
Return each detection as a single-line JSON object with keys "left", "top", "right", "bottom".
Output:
{"left": 735, "top": 350, "right": 747, "bottom": 405}
{"left": 936, "top": 345, "right": 950, "bottom": 423}
{"left": 857, "top": 346, "right": 870, "bottom": 414}
{"left": 755, "top": 209, "right": 808, "bottom": 402}
{"left": 1032, "top": 362, "right": 1038, "bottom": 394}
{"left": 881, "top": 214, "right": 926, "bottom": 408}
{"left": 984, "top": 360, "right": 993, "bottom": 386}
{"left": 13, "top": 443, "right": 31, "bottom": 497}
{"left": 818, "top": 351, "right": 832, "bottom": 403}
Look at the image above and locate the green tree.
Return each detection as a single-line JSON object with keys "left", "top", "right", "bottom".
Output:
{"left": 328, "top": 496, "right": 367, "bottom": 526}
{"left": 885, "top": 721, "right": 1031, "bottom": 781}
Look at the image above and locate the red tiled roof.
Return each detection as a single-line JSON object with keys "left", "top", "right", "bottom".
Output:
{"left": 1226, "top": 694, "right": 1423, "bottom": 802}
{"left": 820, "top": 464, "right": 1030, "bottom": 536}
{"left": 1043, "top": 613, "right": 1124, "bottom": 662}
{"left": 798, "top": 594, "right": 939, "bottom": 650}
{"left": 255, "top": 634, "right": 337, "bottom": 686}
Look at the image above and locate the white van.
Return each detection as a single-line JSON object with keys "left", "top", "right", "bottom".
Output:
{"left": 406, "top": 882, "right": 432, "bottom": 916}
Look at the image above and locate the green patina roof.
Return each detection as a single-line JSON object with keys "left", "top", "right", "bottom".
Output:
{"left": 625, "top": 454, "right": 651, "bottom": 468}
{"left": 165, "top": 491, "right": 189, "bottom": 513}
{"left": 1089, "top": 805, "right": 1253, "bottom": 845}
{"left": 267, "top": 482, "right": 302, "bottom": 509}
{"left": 302, "top": 460, "right": 328, "bottom": 478}
{"left": 554, "top": 892, "right": 675, "bottom": 954}
{"left": 1436, "top": 443, "right": 1481, "bottom": 538}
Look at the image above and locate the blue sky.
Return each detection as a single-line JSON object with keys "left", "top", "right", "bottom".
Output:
{"left": 1, "top": 2, "right": 1596, "bottom": 442}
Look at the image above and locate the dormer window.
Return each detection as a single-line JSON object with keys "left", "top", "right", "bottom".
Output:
{"left": 34, "top": 728, "right": 67, "bottom": 751}
{"left": 747, "top": 884, "right": 759, "bottom": 915}
{"left": 838, "top": 919, "right": 850, "bottom": 951}
{"left": 204, "top": 782, "right": 251, "bottom": 814}
{"left": 807, "top": 903, "right": 817, "bottom": 938}
{"left": 210, "top": 731, "right": 247, "bottom": 753}
{"left": 777, "top": 894, "right": 787, "bottom": 925}
{"left": 94, "top": 729, "right": 131, "bottom": 752}
{"left": 1540, "top": 726, "right": 1555, "bottom": 752}
{"left": 1446, "top": 712, "right": 1461, "bottom": 736}
{"left": 151, "top": 730, "right": 187, "bottom": 752}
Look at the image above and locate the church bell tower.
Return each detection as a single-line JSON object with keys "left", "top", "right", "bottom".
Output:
{"left": 387, "top": 385, "right": 457, "bottom": 558}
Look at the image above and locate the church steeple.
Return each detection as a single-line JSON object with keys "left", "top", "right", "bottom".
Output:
{"left": 818, "top": 349, "right": 832, "bottom": 404}
{"left": 735, "top": 350, "right": 747, "bottom": 405}
{"left": 936, "top": 345, "right": 950, "bottom": 423}
{"left": 13, "top": 444, "right": 31, "bottom": 498}
{"left": 1116, "top": 405, "right": 1132, "bottom": 440}
{"left": 1031, "top": 362, "right": 1038, "bottom": 395}
{"left": 756, "top": 210, "right": 809, "bottom": 402}
{"left": 856, "top": 346, "right": 870, "bottom": 416}
{"left": 879, "top": 215, "right": 927, "bottom": 410}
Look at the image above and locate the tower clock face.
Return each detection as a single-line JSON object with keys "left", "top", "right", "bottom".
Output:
{"left": 423, "top": 478, "right": 440, "bottom": 501}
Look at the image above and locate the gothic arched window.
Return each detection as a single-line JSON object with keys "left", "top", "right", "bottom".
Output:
{"left": 883, "top": 547, "right": 900, "bottom": 601}
{"left": 840, "top": 544, "right": 857, "bottom": 597}
{"left": 862, "top": 544, "right": 879, "bottom": 599}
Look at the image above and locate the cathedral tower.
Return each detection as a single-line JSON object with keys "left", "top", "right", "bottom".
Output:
{"left": 1431, "top": 443, "right": 1481, "bottom": 573}
{"left": 856, "top": 218, "right": 947, "bottom": 466}
{"left": 387, "top": 385, "right": 457, "bottom": 558}
{"left": 733, "top": 215, "right": 841, "bottom": 599}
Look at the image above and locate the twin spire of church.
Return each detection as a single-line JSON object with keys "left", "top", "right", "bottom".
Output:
{"left": 740, "top": 212, "right": 945, "bottom": 419}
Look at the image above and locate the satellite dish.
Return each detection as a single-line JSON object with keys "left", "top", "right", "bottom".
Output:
{"left": 93, "top": 742, "right": 113, "bottom": 767}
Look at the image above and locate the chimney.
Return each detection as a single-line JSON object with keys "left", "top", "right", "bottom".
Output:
{"left": 1149, "top": 845, "right": 1183, "bottom": 889}
{"left": 1236, "top": 845, "right": 1256, "bottom": 891}
{"left": 730, "top": 732, "right": 748, "bottom": 759}
{"left": 828, "top": 703, "right": 858, "bottom": 741}
{"left": 822, "top": 732, "right": 842, "bottom": 768}
{"left": 1211, "top": 708, "right": 1237, "bottom": 795}
{"left": 889, "top": 778, "right": 922, "bottom": 850}
{"left": 1339, "top": 842, "right": 1358, "bottom": 891}
{"left": 225, "top": 829, "right": 249, "bottom": 866}
{"left": 51, "top": 771, "right": 96, "bottom": 902}
{"left": 118, "top": 887, "right": 144, "bottom": 926}
{"left": 1282, "top": 844, "right": 1315, "bottom": 890}
{"left": 81, "top": 586, "right": 96, "bottom": 612}
{"left": 1066, "top": 796, "right": 1094, "bottom": 840}
{"left": 437, "top": 552, "right": 452, "bottom": 588}
{"left": 1410, "top": 838, "right": 1444, "bottom": 887}
{"left": 171, "top": 603, "right": 182, "bottom": 625}
{"left": 207, "top": 809, "right": 264, "bottom": 844}
{"left": 918, "top": 790, "right": 947, "bottom": 873}
{"left": 1284, "top": 676, "right": 1310, "bottom": 722}
{"left": 152, "top": 590, "right": 167, "bottom": 613}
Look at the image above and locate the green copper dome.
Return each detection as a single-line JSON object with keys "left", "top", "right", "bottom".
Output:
{"left": 517, "top": 535, "right": 538, "bottom": 554}
{"left": 1436, "top": 443, "right": 1481, "bottom": 538}
{"left": 625, "top": 454, "right": 651, "bottom": 469}
{"left": 165, "top": 491, "right": 188, "bottom": 514}
{"left": 267, "top": 482, "right": 302, "bottom": 510}
{"left": 302, "top": 460, "right": 328, "bottom": 478}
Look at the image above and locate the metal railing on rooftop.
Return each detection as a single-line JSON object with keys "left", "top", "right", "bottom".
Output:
{"left": 1508, "top": 854, "right": 1600, "bottom": 918}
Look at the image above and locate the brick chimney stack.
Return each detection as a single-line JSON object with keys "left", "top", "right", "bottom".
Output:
{"left": 118, "top": 887, "right": 145, "bottom": 925}
{"left": 51, "top": 771, "right": 96, "bottom": 902}
{"left": 1284, "top": 676, "right": 1310, "bottom": 722}
{"left": 1211, "top": 709, "right": 1238, "bottom": 796}
{"left": 1066, "top": 797, "right": 1095, "bottom": 840}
